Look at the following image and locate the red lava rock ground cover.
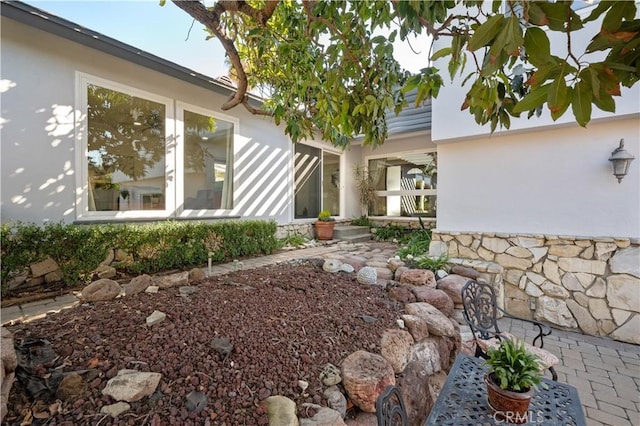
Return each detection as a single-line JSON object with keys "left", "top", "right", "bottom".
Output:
{"left": 5, "top": 260, "right": 403, "bottom": 425}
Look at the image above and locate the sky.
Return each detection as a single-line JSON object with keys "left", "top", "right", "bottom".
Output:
{"left": 26, "top": 0, "right": 431, "bottom": 80}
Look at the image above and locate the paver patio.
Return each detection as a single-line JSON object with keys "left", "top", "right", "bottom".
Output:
{"left": 1, "top": 242, "right": 638, "bottom": 425}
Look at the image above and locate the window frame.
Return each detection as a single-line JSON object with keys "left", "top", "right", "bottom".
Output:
{"left": 364, "top": 148, "right": 438, "bottom": 218}
{"left": 292, "top": 140, "right": 344, "bottom": 222}
{"left": 176, "top": 101, "right": 239, "bottom": 218}
{"left": 75, "top": 73, "right": 176, "bottom": 220}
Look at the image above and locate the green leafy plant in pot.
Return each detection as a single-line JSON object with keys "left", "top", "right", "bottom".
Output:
{"left": 314, "top": 210, "right": 335, "bottom": 240}
{"left": 484, "top": 338, "right": 544, "bottom": 424}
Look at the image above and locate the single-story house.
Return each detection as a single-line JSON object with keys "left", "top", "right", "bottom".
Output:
{"left": 1, "top": 1, "right": 638, "bottom": 344}
{"left": 1, "top": 0, "right": 435, "bottom": 234}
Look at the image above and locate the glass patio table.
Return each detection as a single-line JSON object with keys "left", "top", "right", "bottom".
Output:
{"left": 425, "top": 354, "right": 586, "bottom": 425}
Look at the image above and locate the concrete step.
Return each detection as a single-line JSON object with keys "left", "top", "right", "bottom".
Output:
{"left": 333, "top": 225, "right": 371, "bottom": 238}
{"left": 339, "top": 234, "right": 372, "bottom": 243}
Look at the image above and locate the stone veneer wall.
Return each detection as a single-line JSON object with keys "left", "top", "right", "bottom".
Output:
{"left": 429, "top": 231, "right": 640, "bottom": 345}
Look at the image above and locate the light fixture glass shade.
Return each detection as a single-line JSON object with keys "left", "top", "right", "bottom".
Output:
{"left": 608, "top": 139, "right": 635, "bottom": 183}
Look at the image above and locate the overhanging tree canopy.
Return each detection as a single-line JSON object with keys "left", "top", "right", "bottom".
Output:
{"left": 166, "top": 0, "right": 639, "bottom": 147}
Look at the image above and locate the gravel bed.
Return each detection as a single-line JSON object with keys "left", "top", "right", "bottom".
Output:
{"left": 5, "top": 260, "right": 403, "bottom": 425}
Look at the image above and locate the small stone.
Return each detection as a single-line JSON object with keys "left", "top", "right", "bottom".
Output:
{"left": 146, "top": 311, "right": 166, "bottom": 326}
{"left": 185, "top": 391, "right": 208, "bottom": 413}
{"left": 323, "top": 386, "right": 347, "bottom": 418}
{"left": 319, "top": 363, "right": 341, "bottom": 386}
{"left": 297, "top": 380, "right": 309, "bottom": 392}
{"left": 188, "top": 268, "right": 206, "bottom": 282}
{"left": 101, "top": 402, "right": 130, "bottom": 418}
{"left": 356, "top": 267, "right": 377, "bottom": 285}
{"left": 178, "top": 286, "right": 198, "bottom": 297}
{"left": 145, "top": 286, "right": 159, "bottom": 294}
{"left": 263, "top": 396, "right": 299, "bottom": 426}
{"left": 339, "top": 263, "right": 355, "bottom": 273}
{"left": 102, "top": 370, "right": 162, "bottom": 402}
{"left": 56, "top": 373, "right": 86, "bottom": 401}
{"left": 211, "top": 337, "right": 233, "bottom": 359}
{"left": 124, "top": 274, "right": 153, "bottom": 296}
{"left": 323, "top": 259, "right": 341, "bottom": 273}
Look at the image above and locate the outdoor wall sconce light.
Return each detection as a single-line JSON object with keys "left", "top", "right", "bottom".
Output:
{"left": 608, "top": 139, "right": 635, "bottom": 183}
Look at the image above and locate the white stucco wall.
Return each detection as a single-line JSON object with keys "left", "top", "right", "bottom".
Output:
{"left": 430, "top": 4, "right": 640, "bottom": 239}
{"left": 436, "top": 118, "right": 640, "bottom": 238}
{"left": 1, "top": 17, "right": 296, "bottom": 225}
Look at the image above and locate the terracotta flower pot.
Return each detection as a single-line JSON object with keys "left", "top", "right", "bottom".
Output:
{"left": 314, "top": 221, "right": 335, "bottom": 240}
{"left": 484, "top": 373, "right": 534, "bottom": 424}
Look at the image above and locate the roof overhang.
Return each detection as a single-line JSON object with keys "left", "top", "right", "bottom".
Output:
{"left": 1, "top": 0, "right": 263, "bottom": 107}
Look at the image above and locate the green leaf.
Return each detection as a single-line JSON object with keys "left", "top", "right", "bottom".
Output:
{"left": 524, "top": 27, "right": 551, "bottom": 67}
{"left": 468, "top": 14, "right": 505, "bottom": 51}
{"left": 537, "top": 2, "right": 580, "bottom": 32}
{"left": 572, "top": 80, "right": 593, "bottom": 127}
{"left": 548, "top": 74, "right": 568, "bottom": 114}
{"left": 431, "top": 47, "right": 452, "bottom": 61}
{"left": 602, "top": 1, "right": 636, "bottom": 33}
{"left": 593, "top": 91, "right": 616, "bottom": 112}
{"left": 159, "top": 0, "right": 166, "bottom": 6}
{"left": 584, "top": 1, "right": 614, "bottom": 23}
{"left": 513, "top": 84, "right": 551, "bottom": 113}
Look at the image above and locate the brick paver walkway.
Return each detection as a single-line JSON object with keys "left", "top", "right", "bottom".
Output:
{"left": 1, "top": 242, "right": 638, "bottom": 425}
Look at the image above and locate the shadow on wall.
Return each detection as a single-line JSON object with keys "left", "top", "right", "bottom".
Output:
{"left": 232, "top": 139, "right": 290, "bottom": 218}
{"left": 1, "top": 98, "right": 78, "bottom": 223}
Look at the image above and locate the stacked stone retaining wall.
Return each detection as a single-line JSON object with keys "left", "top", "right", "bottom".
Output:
{"left": 430, "top": 231, "right": 640, "bottom": 345}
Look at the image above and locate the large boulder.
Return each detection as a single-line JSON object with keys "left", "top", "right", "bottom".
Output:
{"left": 81, "top": 279, "right": 122, "bottom": 302}
{"left": 387, "top": 286, "right": 416, "bottom": 304}
{"left": 380, "top": 329, "right": 415, "bottom": 373}
{"left": 341, "top": 350, "right": 395, "bottom": 413}
{"left": 400, "top": 269, "right": 436, "bottom": 287}
{"left": 435, "top": 274, "right": 470, "bottom": 304}
{"left": 405, "top": 303, "right": 456, "bottom": 337}
{"left": 401, "top": 315, "right": 430, "bottom": 342}
{"left": 1, "top": 328, "right": 17, "bottom": 423}
{"left": 411, "top": 287, "right": 454, "bottom": 317}
{"left": 397, "top": 361, "right": 434, "bottom": 426}
{"left": 123, "top": 274, "right": 153, "bottom": 296}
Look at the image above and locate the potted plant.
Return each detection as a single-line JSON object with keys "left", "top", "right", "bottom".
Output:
{"left": 314, "top": 210, "right": 336, "bottom": 240}
{"left": 484, "top": 338, "right": 544, "bottom": 424}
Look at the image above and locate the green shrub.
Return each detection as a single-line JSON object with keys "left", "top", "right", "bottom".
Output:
{"left": 278, "top": 233, "right": 308, "bottom": 248}
{"left": 416, "top": 254, "right": 449, "bottom": 271}
{"left": 350, "top": 216, "right": 372, "bottom": 227}
{"left": 397, "top": 228, "right": 432, "bottom": 258}
{"left": 1, "top": 220, "right": 278, "bottom": 295}
{"left": 372, "top": 224, "right": 410, "bottom": 242}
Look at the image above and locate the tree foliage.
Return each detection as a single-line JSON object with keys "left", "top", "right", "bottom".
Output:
{"left": 166, "top": 0, "right": 639, "bottom": 147}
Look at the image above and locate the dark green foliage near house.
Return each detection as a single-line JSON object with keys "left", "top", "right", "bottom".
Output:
{"left": 1, "top": 220, "right": 278, "bottom": 296}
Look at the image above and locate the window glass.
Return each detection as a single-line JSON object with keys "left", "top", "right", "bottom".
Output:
{"left": 367, "top": 152, "right": 437, "bottom": 218}
{"left": 183, "top": 110, "right": 234, "bottom": 210}
{"left": 322, "top": 151, "right": 340, "bottom": 216}
{"left": 87, "top": 84, "right": 166, "bottom": 211}
{"left": 294, "top": 144, "right": 321, "bottom": 219}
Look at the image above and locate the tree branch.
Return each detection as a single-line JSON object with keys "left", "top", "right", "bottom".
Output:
{"left": 171, "top": 0, "right": 272, "bottom": 115}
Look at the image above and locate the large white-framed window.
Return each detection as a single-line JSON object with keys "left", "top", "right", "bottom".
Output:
{"left": 365, "top": 150, "right": 437, "bottom": 218}
{"left": 294, "top": 142, "right": 342, "bottom": 219}
{"left": 176, "top": 102, "right": 237, "bottom": 217}
{"left": 76, "top": 74, "right": 239, "bottom": 221}
{"left": 76, "top": 74, "right": 175, "bottom": 220}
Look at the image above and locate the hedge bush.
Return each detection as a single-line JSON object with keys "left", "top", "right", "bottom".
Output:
{"left": 1, "top": 220, "right": 278, "bottom": 295}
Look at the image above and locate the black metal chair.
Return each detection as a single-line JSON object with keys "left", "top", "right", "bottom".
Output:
{"left": 461, "top": 279, "right": 559, "bottom": 380}
{"left": 376, "top": 385, "right": 408, "bottom": 426}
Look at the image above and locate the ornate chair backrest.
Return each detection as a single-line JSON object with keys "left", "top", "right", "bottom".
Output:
{"left": 376, "top": 385, "right": 408, "bottom": 426}
{"left": 461, "top": 279, "right": 501, "bottom": 340}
